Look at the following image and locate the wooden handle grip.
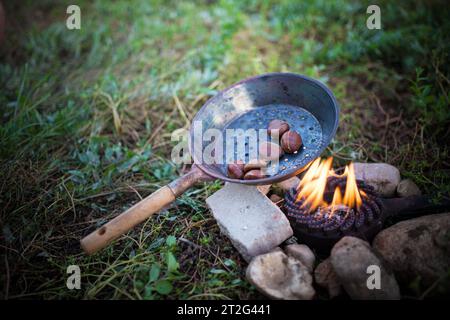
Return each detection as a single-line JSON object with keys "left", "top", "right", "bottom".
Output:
{"left": 81, "top": 186, "right": 176, "bottom": 255}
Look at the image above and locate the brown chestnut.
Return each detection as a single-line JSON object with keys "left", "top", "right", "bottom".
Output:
{"left": 280, "top": 130, "right": 302, "bottom": 153}
{"left": 244, "top": 169, "right": 264, "bottom": 180}
{"left": 267, "top": 119, "right": 290, "bottom": 137}
{"left": 244, "top": 159, "right": 268, "bottom": 173}
{"left": 259, "top": 141, "right": 284, "bottom": 161}
{"left": 227, "top": 160, "right": 245, "bottom": 179}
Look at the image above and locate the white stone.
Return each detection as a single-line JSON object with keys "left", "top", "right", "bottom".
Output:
{"left": 246, "top": 251, "right": 315, "bottom": 300}
{"left": 284, "top": 244, "right": 315, "bottom": 272}
{"left": 206, "top": 183, "right": 293, "bottom": 262}
{"left": 396, "top": 179, "right": 421, "bottom": 197}
{"left": 331, "top": 236, "right": 400, "bottom": 300}
{"left": 353, "top": 162, "right": 401, "bottom": 197}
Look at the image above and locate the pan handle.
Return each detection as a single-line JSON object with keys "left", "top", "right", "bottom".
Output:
{"left": 80, "top": 165, "right": 213, "bottom": 255}
{"left": 382, "top": 194, "right": 450, "bottom": 219}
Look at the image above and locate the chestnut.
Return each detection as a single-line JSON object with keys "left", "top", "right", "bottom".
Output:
{"left": 244, "top": 159, "right": 268, "bottom": 173}
{"left": 244, "top": 169, "right": 264, "bottom": 180}
{"left": 267, "top": 119, "right": 290, "bottom": 137}
{"left": 259, "top": 141, "right": 284, "bottom": 161}
{"left": 227, "top": 160, "right": 245, "bottom": 179}
{"left": 280, "top": 130, "right": 302, "bottom": 153}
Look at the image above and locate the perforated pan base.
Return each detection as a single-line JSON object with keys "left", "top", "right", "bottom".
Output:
{"left": 221, "top": 103, "right": 323, "bottom": 177}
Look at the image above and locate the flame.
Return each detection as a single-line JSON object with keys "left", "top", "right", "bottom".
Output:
{"left": 296, "top": 157, "right": 364, "bottom": 213}
{"left": 331, "top": 187, "right": 342, "bottom": 208}
{"left": 342, "top": 163, "right": 363, "bottom": 209}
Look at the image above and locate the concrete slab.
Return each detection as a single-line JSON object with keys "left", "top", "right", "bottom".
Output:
{"left": 206, "top": 183, "right": 293, "bottom": 262}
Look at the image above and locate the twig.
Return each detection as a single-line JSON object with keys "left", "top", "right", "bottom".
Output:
{"left": 173, "top": 92, "right": 191, "bottom": 127}
{"left": 419, "top": 275, "right": 446, "bottom": 300}
{"left": 62, "top": 181, "right": 77, "bottom": 223}
{"left": 372, "top": 93, "right": 387, "bottom": 116}
{"left": 126, "top": 184, "right": 143, "bottom": 200}
{"left": 178, "top": 237, "right": 201, "bottom": 250}
{"left": 145, "top": 108, "right": 177, "bottom": 147}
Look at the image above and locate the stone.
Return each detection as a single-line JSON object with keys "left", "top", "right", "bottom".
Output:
{"left": 275, "top": 176, "right": 300, "bottom": 192}
{"left": 396, "top": 179, "right": 421, "bottom": 197}
{"left": 284, "top": 244, "right": 315, "bottom": 272}
{"left": 373, "top": 213, "right": 450, "bottom": 286}
{"left": 314, "top": 258, "right": 342, "bottom": 298}
{"left": 270, "top": 247, "right": 283, "bottom": 253}
{"left": 246, "top": 251, "right": 315, "bottom": 300}
{"left": 353, "top": 162, "right": 401, "bottom": 197}
{"left": 330, "top": 236, "right": 400, "bottom": 300}
{"left": 206, "top": 183, "right": 293, "bottom": 262}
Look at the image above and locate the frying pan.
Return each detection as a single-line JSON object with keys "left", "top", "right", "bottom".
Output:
{"left": 81, "top": 73, "right": 340, "bottom": 254}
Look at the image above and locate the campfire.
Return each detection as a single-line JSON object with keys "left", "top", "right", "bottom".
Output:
{"left": 284, "top": 157, "right": 384, "bottom": 252}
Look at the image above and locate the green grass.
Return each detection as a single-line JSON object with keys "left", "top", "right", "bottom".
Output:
{"left": 1, "top": 0, "right": 449, "bottom": 299}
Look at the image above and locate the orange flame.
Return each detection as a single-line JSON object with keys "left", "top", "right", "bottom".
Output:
{"left": 296, "top": 157, "right": 364, "bottom": 213}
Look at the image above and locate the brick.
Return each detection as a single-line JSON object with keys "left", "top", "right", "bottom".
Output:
{"left": 206, "top": 183, "right": 293, "bottom": 262}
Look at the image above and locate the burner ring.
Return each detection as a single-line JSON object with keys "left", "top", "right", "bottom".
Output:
{"left": 283, "top": 176, "right": 384, "bottom": 253}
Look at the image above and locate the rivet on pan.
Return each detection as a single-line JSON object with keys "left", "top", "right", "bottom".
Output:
{"left": 293, "top": 151, "right": 298, "bottom": 154}
{"left": 284, "top": 158, "right": 289, "bottom": 162}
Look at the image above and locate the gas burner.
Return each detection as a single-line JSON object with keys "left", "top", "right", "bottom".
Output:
{"left": 281, "top": 157, "right": 450, "bottom": 254}
{"left": 284, "top": 176, "right": 384, "bottom": 253}
{"left": 283, "top": 179, "right": 450, "bottom": 254}
{"left": 286, "top": 177, "right": 383, "bottom": 232}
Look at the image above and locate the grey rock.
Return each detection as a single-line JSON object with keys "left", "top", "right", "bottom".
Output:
{"left": 246, "top": 251, "right": 315, "bottom": 300}
{"left": 285, "top": 244, "right": 315, "bottom": 272}
{"left": 331, "top": 236, "right": 400, "bottom": 300}
{"left": 373, "top": 213, "right": 450, "bottom": 286}
{"left": 314, "top": 258, "right": 342, "bottom": 298}
{"left": 206, "top": 183, "right": 293, "bottom": 262}
{"left": 353, "top": 162, "right": 401, "bottom": 197}
{"left": 396, "top": 179, "right": 421, "bottom": 197}
{"left": 270, "top": 247, "right": 283, "bottom": 253}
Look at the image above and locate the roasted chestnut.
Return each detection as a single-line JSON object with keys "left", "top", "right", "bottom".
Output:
{"left": 280, "top": 130, "right": 302, "bottom": 153}
{"left": 259, "top": 141, "right": 284, "bottom": 161}
{"left": 244, "top": 159, "right": 268, "bottom": 173}
{"left": 244, "top": 169, "right": 264, "bottom": 180}
{"left": 227, "top": 160, "right": 245, "bottom": 179}
{"left": 267, "top": 119, "right": 290, "bottom": 137}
